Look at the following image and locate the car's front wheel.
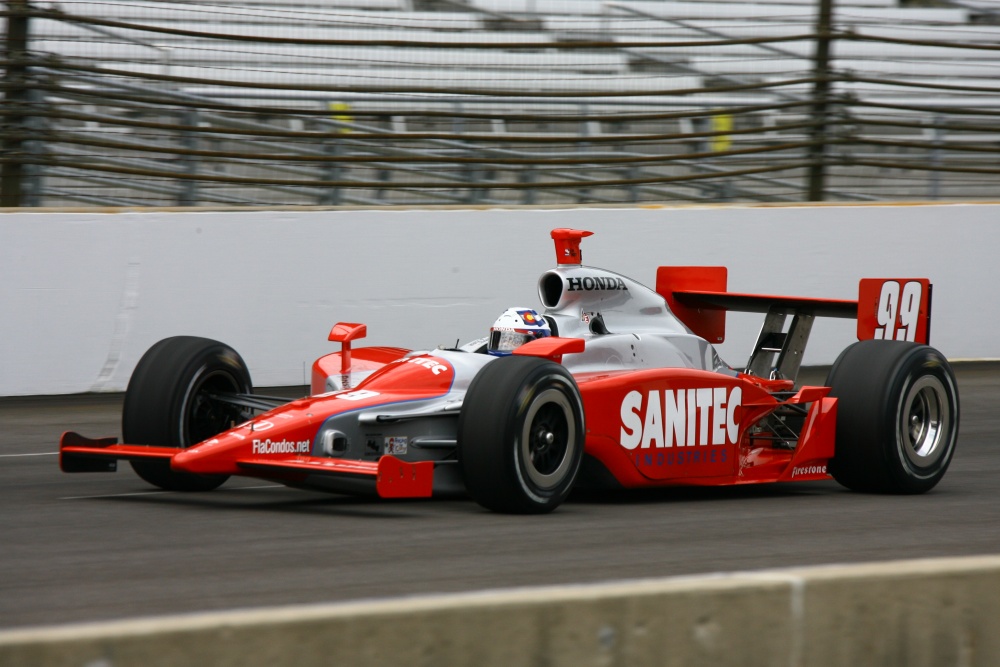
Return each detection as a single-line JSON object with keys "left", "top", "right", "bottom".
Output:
{"left": 458, "top": 355, "right": 585, "bottom": 514}
{"left": 123, "top": 336, "right": 252, "bottom": 491}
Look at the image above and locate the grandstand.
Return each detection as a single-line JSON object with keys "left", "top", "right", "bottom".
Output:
{"left": 3, "top": 0, "right": 999, "bottom": 206}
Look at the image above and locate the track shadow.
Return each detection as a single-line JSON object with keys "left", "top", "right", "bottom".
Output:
{"left": 569, "top": 480, "right": 845, "bottom": 506}
{"left": 78, "top": 483, "right": 444, "bottom": 519}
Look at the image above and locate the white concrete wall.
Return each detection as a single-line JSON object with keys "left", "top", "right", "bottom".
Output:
{"left": 3, "top": 202, "right": 997, "bottom": 397}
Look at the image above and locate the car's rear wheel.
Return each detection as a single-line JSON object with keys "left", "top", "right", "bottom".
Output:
{"left": 826, "top": 340, "right": 959, "bottom": 494}
{"left": 459, "top": 356, "right": 585, "bottom": 514}
{"left": 123, "top": 336, "right": 251, "bottom": 491}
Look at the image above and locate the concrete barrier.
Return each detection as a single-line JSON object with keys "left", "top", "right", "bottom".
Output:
{"left": 1, "top": 555, "right": 998, "bottom": 666}
{"left": 4, "top": 202, "right": 1000, "bottom": 396}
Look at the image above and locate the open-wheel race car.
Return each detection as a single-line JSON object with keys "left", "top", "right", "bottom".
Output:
{"left": 60, "top": 228, "right": 959, "bottom": 514}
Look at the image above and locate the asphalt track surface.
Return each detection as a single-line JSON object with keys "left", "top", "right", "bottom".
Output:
{"left": 2, "top": 365, "right": 998, "bottom": 631}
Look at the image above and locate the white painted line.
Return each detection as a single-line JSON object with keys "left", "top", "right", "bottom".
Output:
{"left": 0, "top": 452, "right": 57, "bottom": 458}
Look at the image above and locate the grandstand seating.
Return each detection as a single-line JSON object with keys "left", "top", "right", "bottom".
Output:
{"left": 467, "top": 0, "right": 969, "bottom": 23}
{"left": 31, "top": 40, "right": 631, "bottom": 73}
{"left": 21, "top": 0, "right": 1000, "bottom": 206}
{"left": 31, "top": 4, "right": 1000, "bottom": 103}
{"left": 81, "top": 62, "right": 703, "bottom": 94}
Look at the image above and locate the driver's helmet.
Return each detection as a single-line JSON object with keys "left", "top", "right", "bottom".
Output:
{"left": 488, "top": 308, "right": 551, "bottom": 356}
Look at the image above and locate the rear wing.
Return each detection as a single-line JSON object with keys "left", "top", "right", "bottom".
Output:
{"left": 656, "top": 267, "right": 932, "bottom": 380}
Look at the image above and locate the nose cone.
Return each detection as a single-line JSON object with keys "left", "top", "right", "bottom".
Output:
{"left": 170, "top": 356, "right": 457, "bottom": 477}
{"left": 171, "top": 434, "right": 242, "bottom": 475}
{"left": 171, "top": 410, "right": 318, "bottom": 475}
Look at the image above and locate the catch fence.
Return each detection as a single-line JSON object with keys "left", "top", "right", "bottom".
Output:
{"left": 2, "top": 0, "right": 999, "bottom": 206}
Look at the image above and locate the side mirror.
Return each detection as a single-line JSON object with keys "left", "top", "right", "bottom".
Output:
{"left": 328, "top": 322, "right": 367, "bottom": 374}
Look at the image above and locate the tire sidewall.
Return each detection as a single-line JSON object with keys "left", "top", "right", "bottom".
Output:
{"left": 827, "top": 340, "right": 959, "bottom": 494}
{"left": 882, "top": 346, "right": 959, "bottom": 490}
{"left": 124, "top": 336, "right": 250, "bottom": 491}
{"left": 459, "top": 355, "right": 585, "bottom": 514}
{"left": 506, "top": 364, "right": 584, "bottom": 507}
{"left": 124, "top": 337, "right": 250, "bottom": 447}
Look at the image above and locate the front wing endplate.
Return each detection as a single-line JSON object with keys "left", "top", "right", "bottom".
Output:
{"left": 59, "top": 431, "right": 182, "bottom": 472}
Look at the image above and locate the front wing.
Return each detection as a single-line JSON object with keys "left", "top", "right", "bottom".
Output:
{"left": 59, "top": 432, "right": 433, "bottom": 498}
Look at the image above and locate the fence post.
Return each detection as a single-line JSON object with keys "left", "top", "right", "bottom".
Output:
{"left": 929, "top": 115, "right": 943, "bottom": 200}
{"left": 319, "top": 139, "right": 343, "bottom": 206}
{"left": 177, "top": 109, "right": 199, "bottom": 206}
{"left": 1, "top": 0, "right": 32, "bottom": 207}
{"left": 807, "top": 0, "right": 834, "bottom": 201}
{"left": 22, "top": 87, "right": 44, "bottom": 206}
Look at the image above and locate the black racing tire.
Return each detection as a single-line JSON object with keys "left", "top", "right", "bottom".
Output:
{"left": 826, "top": 340, "right": 959, "bottom": 494}
{"left": 122, "top": 336, "right": 252, "bottom": 492}
{"left": 458, "top": 356, "right": 585, "bottom": 514}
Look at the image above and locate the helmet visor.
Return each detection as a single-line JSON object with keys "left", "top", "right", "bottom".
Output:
{"left": 489, "top": 329, "right": 537, "bottom": 353}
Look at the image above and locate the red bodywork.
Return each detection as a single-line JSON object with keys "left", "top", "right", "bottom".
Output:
{"left": 575, "top": 369, "right": 836, "bottom": 487}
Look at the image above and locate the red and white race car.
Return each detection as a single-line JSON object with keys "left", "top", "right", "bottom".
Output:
{"left": 60, "top": 228, "right": 959, "bottom": 513}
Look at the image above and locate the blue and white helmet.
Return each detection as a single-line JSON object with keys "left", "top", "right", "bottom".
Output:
{"left": 488, "top": 308, "right": 551, "bottom": 356}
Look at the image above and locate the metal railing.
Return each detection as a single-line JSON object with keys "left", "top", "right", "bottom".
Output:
{"left": 3, "top": 0, "right": 1000, "bottom": 207}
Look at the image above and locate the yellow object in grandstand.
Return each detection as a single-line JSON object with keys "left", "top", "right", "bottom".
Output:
{"left": 711, "top": 112, "right": 733, "bottom": 153}
{"left": 329, "top": 102, "right": 354, "bottom": 134}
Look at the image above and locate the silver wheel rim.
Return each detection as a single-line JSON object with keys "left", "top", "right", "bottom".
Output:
{"left": 897, "top": 374, "right": 951, "bottom": 471}
{"left": 519, "top": 387, "right": 577, "bottom": 490}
